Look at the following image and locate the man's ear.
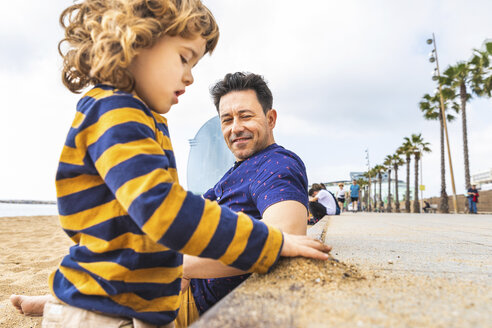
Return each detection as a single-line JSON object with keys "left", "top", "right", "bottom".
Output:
{"left": 267, "top": 109, "right": 277, "bottom": 129}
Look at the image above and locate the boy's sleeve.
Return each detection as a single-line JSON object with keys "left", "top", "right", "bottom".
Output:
{"left": 84, "top": 98, "right": 283, "bottom": 273}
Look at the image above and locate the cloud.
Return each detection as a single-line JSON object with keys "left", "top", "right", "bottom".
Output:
{"left": 1, "top": 0, "right": 492, "bottom": 200}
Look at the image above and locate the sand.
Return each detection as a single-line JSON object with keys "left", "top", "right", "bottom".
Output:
{"left": 0, "top": 216, "right": 72, "bottom": 328}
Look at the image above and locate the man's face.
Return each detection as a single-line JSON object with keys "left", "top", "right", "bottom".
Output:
{"left": 352, "top": 180, "right": 356, "bottom": 185}
{"left": 219, "top": 90, "right": 276, "bottom": 161}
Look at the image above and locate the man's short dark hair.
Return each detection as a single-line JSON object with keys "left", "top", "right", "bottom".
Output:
{"left": 210, "top": 72, "right": 273, "bottom": 114}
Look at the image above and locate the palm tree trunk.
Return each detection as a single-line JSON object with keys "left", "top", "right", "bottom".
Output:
{"left": 378, "top": 174, "right": 383, "bottom": 210}
{"left": 460, "top": 83, "right": 471, "bottom": 190}
{"left": 438, "top": 111, "right": 449, "bottom": 213}
{"left": 368, "top": 181, "right": 372, "bottom": 212}
{"left": 387, "top": 168, "right": 392, "bottom": 212}
{"left": 394, "top": 166, "right": 400, "bottom": 212}
{"left": 405, "top": 155, "right": 411, "bottom": 213}
{"left": 374, "top": 180, "right": 377, "bottom": 209}
{"left": 413, "top": 153, "right": 420, "bottom": 213}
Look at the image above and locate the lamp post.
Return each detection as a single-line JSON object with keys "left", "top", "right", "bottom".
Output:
{"left": 427, "top": 33, "right": 458, "bottom": 214}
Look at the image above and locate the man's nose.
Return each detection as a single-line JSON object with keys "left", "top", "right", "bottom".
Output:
{"left": 231, "top": 118, "right": 244, "bottom": 134}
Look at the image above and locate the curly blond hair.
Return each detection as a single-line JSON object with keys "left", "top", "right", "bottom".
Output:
{"left": 59, "top": 0, "right": 219, "bottom": 93}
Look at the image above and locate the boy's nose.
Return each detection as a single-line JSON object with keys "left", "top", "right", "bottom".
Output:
{"left": 183, "top": 69, "right": 194, "bottom": 86}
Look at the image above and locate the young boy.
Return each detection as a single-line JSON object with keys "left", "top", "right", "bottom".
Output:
{"left": 42, "top": 1, "right": 330, "bottom": 327}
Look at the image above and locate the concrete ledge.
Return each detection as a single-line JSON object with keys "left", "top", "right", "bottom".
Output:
{"left": 191, "top": 217, "right": 361, "bottom": 327}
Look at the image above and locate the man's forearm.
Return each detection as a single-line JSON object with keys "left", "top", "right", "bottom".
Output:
{"left": 183, "top": 255, "right": 248, "bottom": 279}
{"left": 183, "top": 200, "right": 307, "bottom": 279}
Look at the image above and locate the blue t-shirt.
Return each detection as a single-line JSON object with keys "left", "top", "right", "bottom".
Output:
{"left": 190, "top": 143, "right": 308, "bottom": 314}
{"left": 350, "top": 184, "right": 360, "bottom": 198}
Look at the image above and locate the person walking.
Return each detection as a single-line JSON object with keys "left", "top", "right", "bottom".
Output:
{"left": 336, "top": 183, "right": 346, "bottom": 213}
{"left": 350, "top": 180, "right": 360, "bottom": 212}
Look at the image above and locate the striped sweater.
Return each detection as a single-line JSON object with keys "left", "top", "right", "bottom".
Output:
{"left": 50, "top": 85, "right": 283, "bottom": 325}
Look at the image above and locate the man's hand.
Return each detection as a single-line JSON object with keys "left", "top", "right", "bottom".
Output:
{"left": 280, "top": 233, "right": 331, "bottom": 260}
{"left": 181, "top": 277, "right": 190, "bottom": 292}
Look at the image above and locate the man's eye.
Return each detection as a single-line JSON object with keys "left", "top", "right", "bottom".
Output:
{"left": 222, "top": 119, "right": 232, "bottom": 123}
{"left": 180, "top": 55, "right": 188, "bottom": 64}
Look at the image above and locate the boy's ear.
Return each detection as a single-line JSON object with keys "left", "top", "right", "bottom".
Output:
{"left": 267, "top": 109, "right": 277, "bottom": 129}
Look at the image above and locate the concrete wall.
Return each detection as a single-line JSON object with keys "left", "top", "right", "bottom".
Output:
{"left": 416, "top": 189, "right": 492, "bottom": 213}
{"left": 379, "top": 189, "right": 492, "bottom": 213}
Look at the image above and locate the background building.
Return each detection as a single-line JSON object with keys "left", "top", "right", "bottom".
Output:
{"left": 317, "top": 171, "right": 412, "bottom": 206}
{"left": 187, "top": 116, "right": 235, "bottom": 195}
{"left": 471, "top": 168, "right": 492, "bottom": 190}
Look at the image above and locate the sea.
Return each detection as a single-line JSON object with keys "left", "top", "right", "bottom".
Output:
{"left": 0, "top": 203, "right": 59, "bottom": 218}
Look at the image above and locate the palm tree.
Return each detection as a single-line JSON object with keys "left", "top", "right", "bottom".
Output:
{"left": 356, "top": 178, "right": 368, "bottom": 211}
{"left": 384, "top": 153, "right": 404, "bottom": 213}
{"left": 419, "top": 91, "right": 458, "bottom": 213}
{"left": 391, "top": 153, "right": 405, "bottom": 213}
{"left": 372, "top": 165, "right": 386, "bottom": 211}
{"left": 383, "top": 155, "right": 394, "bottom": 212}
{"left": 441, "top": 60, "right": 484, "bottom": 191}
{"left": 483, "top": 42, "right": 492, "bottom": 96}
{"left": 363, "top": 170, "right": 376, "bottom": 211}
{"left": 398, "top": 140, "right": 413, "bottom": 213}
{"left": 370, "top": 167, "right": 378, "bottom": 211}
{"left": 404, "top": 134, "right": 431, "bottom": 213}
{"left": 470, "top": 43, "right": 491, "bottom": 97}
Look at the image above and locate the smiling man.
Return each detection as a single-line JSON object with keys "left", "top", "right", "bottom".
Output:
{"left": 179, "top": 72, "right": 312, "bottom": 325}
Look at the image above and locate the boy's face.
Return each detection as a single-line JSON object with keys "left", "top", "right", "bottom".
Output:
{"left": 129, "top": 35, "right": 206, "bottom": 114}
{"left": 218, "top": 90, "right": 277, "bottom": 161}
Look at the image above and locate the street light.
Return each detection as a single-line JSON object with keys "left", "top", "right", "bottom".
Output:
{"left": 426, "top": 33, "right": 458, "bottom": 214}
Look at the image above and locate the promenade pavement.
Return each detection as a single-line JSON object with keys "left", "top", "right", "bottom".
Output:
{"left": 193, "top": 213, "right": 491, "bottom": 327}
{"left": 327, "top": 212, "right": 491, "bottom": 282}
{"left": 321, "top": 212, "right": 491, "bottom": 327}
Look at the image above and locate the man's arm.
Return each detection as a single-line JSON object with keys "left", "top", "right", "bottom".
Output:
{"left": 183, "top": 200, "right": 308, "bottom": 280}
{"left": 261, "top": 200, "right": 307, "bottom": 235}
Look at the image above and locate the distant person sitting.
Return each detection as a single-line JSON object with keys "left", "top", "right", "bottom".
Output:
{"left": 423, "top": 201, "right": 431, "bottom": 213}
{"left": 467, "top": 184, "right": 479, "bottom": 214}
{"left": 308, "top": 183, "right": 340, "bottom": 224}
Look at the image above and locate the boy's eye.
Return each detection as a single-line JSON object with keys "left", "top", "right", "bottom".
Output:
{"left": 180, "top": 55, "right": 188, "bottom": 64}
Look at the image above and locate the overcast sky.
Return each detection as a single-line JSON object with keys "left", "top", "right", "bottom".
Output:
{"left": 1, "top": 0, "right": 491, "bottom": 201}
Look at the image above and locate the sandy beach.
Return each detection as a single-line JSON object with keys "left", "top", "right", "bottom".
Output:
{"left": 0, "top": 215, "right": 72, "bottom": 328}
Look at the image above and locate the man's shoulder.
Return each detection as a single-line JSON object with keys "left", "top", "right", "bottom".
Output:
{"left": 256, "top": 144, "right": 305, "bottom": 169}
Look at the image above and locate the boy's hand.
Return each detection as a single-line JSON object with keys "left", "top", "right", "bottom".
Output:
{"left": 280, "top": 233, "right": 332, "bottom": 260}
